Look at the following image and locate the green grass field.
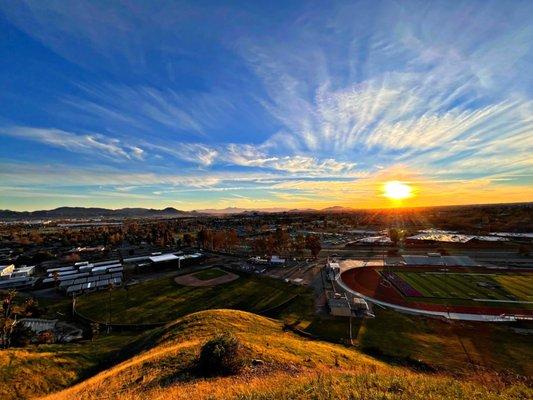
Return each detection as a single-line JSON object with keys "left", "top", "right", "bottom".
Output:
{"left": 193, "top": 267, "right": 228, "bottom": 281}
{"left": 75, "top": 272, "right": 309, "bottom": 324}
{"left": 394, "top": 271, "right": 532, "bottom": 307}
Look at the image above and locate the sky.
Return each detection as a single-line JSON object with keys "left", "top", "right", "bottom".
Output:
{"left": 0, "top": 0, "right": 532, "bottom": 211}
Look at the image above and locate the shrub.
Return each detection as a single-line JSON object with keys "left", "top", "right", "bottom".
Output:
{"left": 10, "top": 323, "right": 34, "bottom": 347}
{"left": 197, "top": 332, "right": 245, "bottom": 376}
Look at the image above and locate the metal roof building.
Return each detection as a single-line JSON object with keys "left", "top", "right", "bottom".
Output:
{"left": 149, "top": 253, "right": 179, "bottom": 263}
{"left": 401, "top": 255, "right": 481, "bottom": 267}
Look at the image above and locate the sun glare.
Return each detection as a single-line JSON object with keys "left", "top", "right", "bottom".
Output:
{"left": 383, "top": 181, "right": 413, "bottom": 200}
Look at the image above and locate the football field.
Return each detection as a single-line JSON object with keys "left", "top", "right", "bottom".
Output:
{"left": 390, "top": 270, "right": 532, "bottom": 305}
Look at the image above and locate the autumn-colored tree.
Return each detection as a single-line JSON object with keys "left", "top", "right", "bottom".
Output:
{"left": 197, "top": 229, "right": 213, "bottom": 249}
{"left": 252, "top": 237, "right": 267, "bottom": 255}
{"left": 1, "top": 291, "right": 40, "bottom": 348}
{"left": 183, "top": 233, "right": 193, "bottom": 247}
{"left": 305, "top": 235, "right": 322, "bottom": 259}
{"left": 388, "top": 228, "right": 400, "bottom": 245}
{"left": 292, "top": 234, "right": 306, "bottom": 258}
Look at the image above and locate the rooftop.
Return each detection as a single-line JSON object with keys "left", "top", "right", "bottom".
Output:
{"left": 149, "top": 253, "right": 179, "bottom": 263}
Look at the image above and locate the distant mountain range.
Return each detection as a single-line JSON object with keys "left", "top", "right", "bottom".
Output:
{"left": 0, "top": 205, "right": 360, "bottom": 220}
{"left": 193, "top": 207, "right": 293, "bottom": 215}
{"left": 0, "top": 206, "right": 196, "bottom": 220}
{"left": 2, "top": 202, "right": 529, "bottom": 221}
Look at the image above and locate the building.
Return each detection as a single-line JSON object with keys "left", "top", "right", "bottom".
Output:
{"left": 356, "top": 236, "right": 392, "bottom": 245}
{"left": 326, "top": 261, "right": 341, "bottom": 281}
{"left": 0, "top": 264, "right": 15, "bottom": 278}
{"left": 405, "top": 229, "right": 514, "bottom": 246}
{"left": 0, "top": 264, "right": 37, "bottom": 289}
{"left": 18, "top": 318, "right": 83, "bottom": 343}
{"left": 270, "top": 255, "right": 286, "bottom": 266}
{"left": 10, "top": 265, "right": 35, "bottom": 278}
{"left": 352, "top": 297, "right": 370, "bottom": 312}
{"left": 327, "top": 293, "right": 352, "bottom": 317}
{"left": 149, "top": 252, "right": 203, "bottom": 264}
{"left": 0, "top": 276, "right": 37, "bottom": 289}
{"left": 401, "top": 254, "right": 481, "bottom": 267}
{"left": 248, "top": 256, "right": 269, "bottom": 265}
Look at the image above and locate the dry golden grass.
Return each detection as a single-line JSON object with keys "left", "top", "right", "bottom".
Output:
{"left": 41, "top": 310, "right": 531, "bottom": 400}
{"left": 0, "top": 333, "right": 134, "bottom": 400}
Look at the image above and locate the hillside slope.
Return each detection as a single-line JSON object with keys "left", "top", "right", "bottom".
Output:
{"left": 44, "top": 310, "right": 530, "bottom": 400}
{"left": 0, "top": 333, "right": 135, "bottom": 400}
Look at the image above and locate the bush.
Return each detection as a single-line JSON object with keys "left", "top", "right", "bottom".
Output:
{"left": 10, "top": 323, "right": 34, "bottom": 347}
{"left": 197, "top": 332, "right": 245, "bottom": 376}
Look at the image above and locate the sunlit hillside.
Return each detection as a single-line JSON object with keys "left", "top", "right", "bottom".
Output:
{"left": 41, "top": 310, "right": 530, "bottom": 400}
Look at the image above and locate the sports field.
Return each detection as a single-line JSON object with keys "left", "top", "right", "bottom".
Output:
{"left": 75, "top": 272, "right": 309, "bottom": 324}
{"left": 193, "top": 267, "right": 228, "bottom": 281}
{"left": 342, "top": 265, "right": 533, "bottom": 317}
{"left": 385, "top": 270, "right": 532, "bottom": 306}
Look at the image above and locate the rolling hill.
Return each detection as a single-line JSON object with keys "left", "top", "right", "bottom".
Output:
{"left": 41, "top": 310, "right": 530, "bottom": 400}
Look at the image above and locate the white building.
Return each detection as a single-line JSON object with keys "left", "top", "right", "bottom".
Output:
{"left": 11, "top": 265, "right": 35, "bottom": 278}
{"left": 357, "top": 236, "right": 393, "bottom": 245}
{"left": 270, "top": 255, "right": 286, "bottom": 266}
{"left": 0, "top": 264, "right": 15, "bottom": 278}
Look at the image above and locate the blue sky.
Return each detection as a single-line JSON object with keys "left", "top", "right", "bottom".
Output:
{"left": 1, "top": 0, "right": 532, "bottom": 211}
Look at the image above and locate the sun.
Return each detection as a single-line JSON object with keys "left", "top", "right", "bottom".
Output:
{"left": 383, "top": 181, "right": 413, "bottom": 200}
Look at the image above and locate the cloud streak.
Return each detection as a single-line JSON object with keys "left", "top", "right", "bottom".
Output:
{"left": 0, "top": 126, "right": 145, "bottom": 161}
{"left": 0, "top": 1, "right": 532, "bottom": 209}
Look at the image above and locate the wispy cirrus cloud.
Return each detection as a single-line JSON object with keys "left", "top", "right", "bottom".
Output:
{"left": 223, "top": 144, "right": 358, "bottom": 175}
{"left": 144, "top": 142, "right": 219, "bottom": 167}
{"left": 0, "top": 1, "right": 531, "bottom": 210}
{"left": 63, "top": 84, "right": 238, "bottom": 138}
{"left": 0, "top": 126, "right": 145, "bottom": 161}
{"left": 237, "top": 2, "right": 533, "bottom": 180}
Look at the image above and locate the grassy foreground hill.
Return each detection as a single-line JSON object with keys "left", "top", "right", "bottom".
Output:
{"left": 41, "top": 310, "right": 530, "bottom": 400}
{"left": 0, "top": 333, "right": 136, "bottom": 400}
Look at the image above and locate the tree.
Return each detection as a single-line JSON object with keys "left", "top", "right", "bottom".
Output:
{"left": 10, "top": 323, "right": 34, "bottom": 347}
{"left": 1, "top": 290, "right": 17, "bottom": 348}
{"left": 518, "top": 245, "right": 530, "bottom": 256}
{"left": 37, "top": 330, "right": 54, "bottom": 344}
{"left": 65, "top": 253, "right": 81, "bottom": 263}
{"left": 292, "top": 234, "right": 306, "bottom": 259}
{"left": 52, "top": 271, "right": 60, "bottom": 290}
{"left": 90, "top": 323, "right": 100, "bottom": 341}
{"left": 225, "top": 230, "right": 239, "bottom": 252}
{"left": 183, "top": 233, "right": 193, "bottom": 247}
{"left": 252, "top": 237, "right": 267, "bottom": 255}
{"left": 274, "top": 228, "right": 290, "bottom": 256}
{"left": 197, "top": 229, "right": 213, "bottom": 250}
{"left": 1, "top": 291, "right": 40, "bottom": 348}
{"left": 212, "top": 231, "right": 226, "bottom": 251}
{"left": 305, "top": 235, "right": 322, "bottom": 259}
{"left": 389, "top": 228, "right": 400, "bottom": 245}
